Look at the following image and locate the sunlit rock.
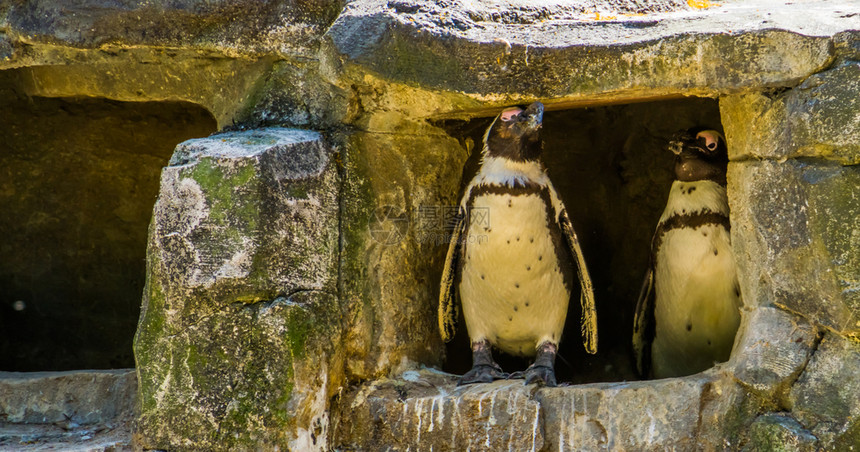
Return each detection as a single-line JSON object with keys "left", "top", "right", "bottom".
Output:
{"left": 134, "top": 128, "right": 343, "bottom": 450}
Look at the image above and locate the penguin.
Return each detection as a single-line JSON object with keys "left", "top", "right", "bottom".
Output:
{"left": 632, "top": 128, "right": 741, "bottom": 379}
{"left": 438, "top": 101, "right": 597, "bottom": 386}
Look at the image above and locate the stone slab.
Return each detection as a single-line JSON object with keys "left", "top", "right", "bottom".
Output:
{"left": 0, "top": 370, "right": 136, "bottom": 425}
{"left": 322, "top": 0, "right": 860, "bottom": 117}
{"left": 333, "top": 368, "right": 749, "bottom": 451}
{"left": 3, "top": 0, "right": 344, "bottom": 57}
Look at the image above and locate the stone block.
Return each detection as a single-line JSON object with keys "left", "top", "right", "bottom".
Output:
{"left": 151, "top": 128, "right": 338, "bottom": 311}
{"left": 728, "top": 160, "right": 860, "bottom": 336}
{"left": 696, "top": 375, "right": 761, "bottom": 450}
{"left": 4, "top": 0, "right": 344, "bottom": 57}
{"left": 722, "top": 62, "right": 860, "bottom": 165}
{"left": 322, "top": 1, "right": 847, "bottom": 114}
{"left": 0, "top": 370, "right": 136, "bottom": 425}
{"left": 537, "top": 378, "right": 707, "bottom": 451}
{"left": 134, "top": 128, "right": 343, "bottom": 451}
{"left": 334, "top": 369, "right": 759, "bottom": 452}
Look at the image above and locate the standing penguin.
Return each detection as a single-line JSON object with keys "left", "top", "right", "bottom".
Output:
{"left": 438, "top": 102, "right": 597, "bottom": 386}
{"left": 632, "top": 128, "right": 741, "bottom": 379}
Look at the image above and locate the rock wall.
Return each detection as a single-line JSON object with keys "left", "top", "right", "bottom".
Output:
{"left": 2, "top": 0, "right": 859, "bottom": 450}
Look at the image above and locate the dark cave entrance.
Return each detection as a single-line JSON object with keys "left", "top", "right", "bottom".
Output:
{"left": 0, "top": 72, "right": 217, "bottom": 371}
{"left": 437, "top": 97, "right": 725, "bottom": 384}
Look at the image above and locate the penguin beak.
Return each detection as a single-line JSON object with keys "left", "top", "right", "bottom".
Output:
{"left": 521, "top": 102, "right": 544, "bottom": 131}
{"left": 669, "top": 131, "right": 694, "bottom": 156}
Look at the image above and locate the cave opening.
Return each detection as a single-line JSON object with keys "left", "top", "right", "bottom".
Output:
{"left": 437, "top": 97, "right": 726, "bottom": 384}
{"left": 0, "top": 72, "right": 217, "bottom": 371}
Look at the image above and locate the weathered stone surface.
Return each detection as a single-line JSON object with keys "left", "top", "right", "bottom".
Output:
{"left": 245, "top": 60, "right": 350, "bottom": 129}
{"left": 0, "top": 421, "right": 133, "bottom": 451}
{"left": 722, "top": 61, "right": 860, "bottom": 165}
{"left": 0, "top": 370, "right": 136, "bottom": 450}
{"left": 538, "top": 377, "right": 706, "bottom": 451}
{"left": 321, "top": 1, "right": 860, "bottom": 118}
{"left": 340, "top": 127, "right": 468, "bottom": 380}
{"left": 2, "top": 2, "right": 858, "bottom": 130}
{"left": 4, "top": 54, "right": 273, "bottom": 129}
{"left": 134, "top": 128, "right": 343, "bottom": 450}
{"left": 833, "top": 30, "right": 860, "bottom": 61}
{"left": 696, "top": 375, "right": 761, "bottom": 450}
{"left": 729, "top": 306, "right": 819, "bottom": 403}
{"left": 153, "top": 128, "right": 338, "bottom": 307}
{"left": 335, "top": 368, "right": 762, "bottom": 451}
{"left": 743, "top": 413, "right": 819, "bottom": 452}
{"left": 728, "top": 160, "right": 860, "bottom": 337}
{"left": 136, "top": 292, "right": 343, "bottom": 451}
{"left": 0, "top": 1, "right": 352, "bottom": 130}
{"left": 789, "top": 332, "right": 860, "bottom": 449}
{"left": 335, "top": 370, "right": 543, "bottom": 451}
{"left": 0, "top": 369, "right": 135, "bottom": 425}
{"left": 3, "top": 0, "right": 344, "bottom": 57}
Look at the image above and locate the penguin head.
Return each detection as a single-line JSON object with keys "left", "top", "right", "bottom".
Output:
{"left": 669, "top": 128, "right": 728, "bottom": 184}
{"left": 483, "top": 101, "right": 544, "bottom": 162}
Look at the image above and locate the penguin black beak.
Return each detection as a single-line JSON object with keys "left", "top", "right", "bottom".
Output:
{"left": 669, "top": 131, "right": 693, "bottom": 156}
{"left": 521, "top": 102, "right": 544, "bottom": 131}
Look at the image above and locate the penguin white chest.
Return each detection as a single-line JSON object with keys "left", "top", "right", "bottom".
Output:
{"left": 651, "top": 180, "right": 741, "bottom": 378}
{"left": 458, "top": 191, "right": 570, "bottom": 357}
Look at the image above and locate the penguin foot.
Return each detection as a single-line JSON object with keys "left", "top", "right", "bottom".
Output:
{"left": 523, "top": 364, "right": 557, "bottom": 387}
{"left": 458, "top": 364, "right": 510, "bottom": 385}
{"left": 459, "top": 340, "right": 508, "bottom": 385}
{"left": 523, "top": 341, "right": 559, "bottom": 386}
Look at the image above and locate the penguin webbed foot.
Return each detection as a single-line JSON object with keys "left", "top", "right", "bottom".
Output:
{"left": 458, "top": 363, "right": 510, "bottom": 385}
{"left": 523, "top": 364, "right": 557, "bottom": 387}
{"left": 459, "top": 340, "right": 509, "bottom": 385}
{"left": 522, "top": 341, "right": 559, "bottom": 387}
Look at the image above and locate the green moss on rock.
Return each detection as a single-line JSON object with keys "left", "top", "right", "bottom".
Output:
{"left": 743, "top": 414, "right": 818, "bottom": 452}
{"left": 134, "top": 129, "right": 342, "bottom": 451}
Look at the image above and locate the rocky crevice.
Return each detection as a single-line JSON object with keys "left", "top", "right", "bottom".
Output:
{"left": 780, "top": 328, "right": 826, "bottom": 405}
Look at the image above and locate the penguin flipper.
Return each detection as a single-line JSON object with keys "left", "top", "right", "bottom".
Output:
{"left": 438, "top": 207, "right": 465, "bottom": 343}
{"left": 559, "top": 207, "right": 598, "bottom": 355}
{"left": 633, "top": 265, "right": 655, "bottom": 378}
